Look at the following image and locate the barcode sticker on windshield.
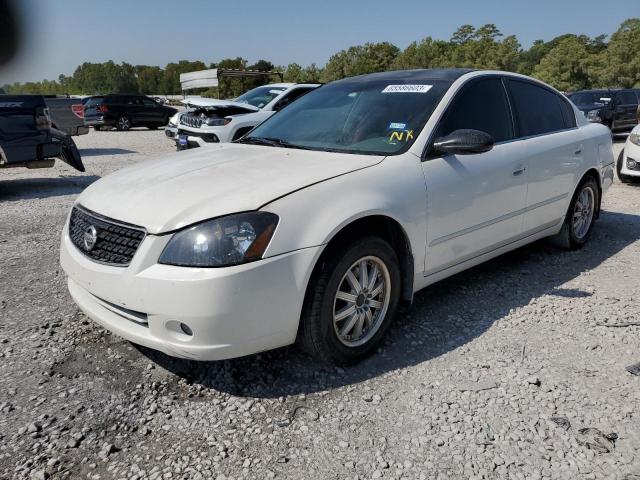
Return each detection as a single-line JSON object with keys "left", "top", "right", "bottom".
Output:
{"left": 382, "top": 85, "right": 432, "bottom": 94}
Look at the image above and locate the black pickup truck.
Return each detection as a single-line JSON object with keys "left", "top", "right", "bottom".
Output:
{"left": 0, "top": 95, "right": 85, "bottom": 171}
{"left": 44, "top": 96, "right": 89, "bottom": 136}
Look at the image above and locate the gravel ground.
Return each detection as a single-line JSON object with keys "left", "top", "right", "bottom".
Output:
{"left": 0, "top": 129, "right": 639, "bottom": 480}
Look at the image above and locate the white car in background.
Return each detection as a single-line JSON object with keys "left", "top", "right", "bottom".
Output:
{"left": 60, "top": 69, "right": 613, "bottom": 366}
{"left": 175, "top": 83, "right": 319, "bottom": 149}
{"left": 617, "top": 124, "right": 640, "bottom": 183}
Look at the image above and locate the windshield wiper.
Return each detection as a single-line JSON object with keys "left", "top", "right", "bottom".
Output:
{"left": 236, "top": 136, "right": 311, "bottom": 150}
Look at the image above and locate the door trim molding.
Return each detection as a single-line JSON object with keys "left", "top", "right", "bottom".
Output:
{"left": 425, "top": 217, "right": 563, "bottom": 278}
{"left": 429, "top": 193, "right": 568, "bottom": 248}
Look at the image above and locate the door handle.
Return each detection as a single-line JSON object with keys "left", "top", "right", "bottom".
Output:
{"left": 513, "top": 167, "right": 526, "bottom": 176}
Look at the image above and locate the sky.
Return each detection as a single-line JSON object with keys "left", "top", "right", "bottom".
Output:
{"left": 1, "top": 0, "right": 637, "bottom": 84}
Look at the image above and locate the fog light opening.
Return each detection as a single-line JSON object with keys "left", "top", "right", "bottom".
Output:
{"left": 179, "top": 323, "right": 193, "bottom": 336}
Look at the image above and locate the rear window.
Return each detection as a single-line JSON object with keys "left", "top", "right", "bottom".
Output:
{"left": 507, "top": 80, "right": 567, "bottom": 137}
{"left": 84, "top": 97, "right": 104, "bottom": 108}
{"left": 559, "top": 97, "right": 577, "bottom": 129}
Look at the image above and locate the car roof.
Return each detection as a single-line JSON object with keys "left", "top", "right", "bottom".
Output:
{"left": 332, "top": 68, "right": 477, "bottom": 85}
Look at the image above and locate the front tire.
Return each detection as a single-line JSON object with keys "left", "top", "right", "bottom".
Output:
{"left": 552, "top": 176, "right": 599, "bottom": 250}
{"left": 299, "top": 237, "right": 401, "bottom": 365}
{"left": 116, "top": 116, "right": 131, "bottom": 131}
{"left": 93, "top": 125, "right": 101, "bottom": 131}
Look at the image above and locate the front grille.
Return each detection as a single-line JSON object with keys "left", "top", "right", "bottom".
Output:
{"left": 69, "top": 206, "right": 146, "bottom": 266}
{"left": 177, "top": 129, "right": 219, "bottom": 143}
{"left": 180, "top": 113, "right": 203, "bottom": 128}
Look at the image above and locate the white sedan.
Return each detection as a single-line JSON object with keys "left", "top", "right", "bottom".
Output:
{"left": 60, "top": 69, "right": 614, "bottom": 365}
{"left": 617, "top": 124, "right": 640, "bottom": 183}
{"left": 175, "top": 83, "right": 319, "bottom": 148}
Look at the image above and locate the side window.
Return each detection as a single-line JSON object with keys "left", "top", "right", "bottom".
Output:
{"left": 274, "top": 88, "right": 314, "bottom": 111}
{"left": 438, "top": 78, "right": 513, "bottom": 143}
{"left": 616, "top": 91, "right": 637, "bottom": 105}
{"left": 558, "top": 96, "right": 577, "bottom": 129}
{"left": 507, "top": 80, "right": 566, "bottom": 137}
{"left": 142, "top": 97, "right": 157, "bottom": 107}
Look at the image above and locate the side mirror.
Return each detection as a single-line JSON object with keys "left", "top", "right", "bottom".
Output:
{"left": 432, "top": 129, "right": 494, "bottom": 155}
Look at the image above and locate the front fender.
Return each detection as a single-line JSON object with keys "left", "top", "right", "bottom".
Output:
{"left": 261, "top": 153, "right": 427, "bottom": 279}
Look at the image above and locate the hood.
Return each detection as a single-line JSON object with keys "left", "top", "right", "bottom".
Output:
{"left": 78, "top": 144, "right": 384, "bottom": 234}
{"left": 181, "top": 97, "right": 259, "bottom": 113}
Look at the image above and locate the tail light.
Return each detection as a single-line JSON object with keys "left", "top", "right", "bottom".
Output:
{"left": 35, "top": 107, "right": 51, "bottom": 130}
{"left": 98, "top": 104, "right": 108, "bottom": 113}
{"left": 71, "top": 104, "right": 84, "bottom": 119}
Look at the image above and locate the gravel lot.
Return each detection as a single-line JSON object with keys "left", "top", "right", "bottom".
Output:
{"left": 1, "top": 129, "right": 639, "bottom": 480}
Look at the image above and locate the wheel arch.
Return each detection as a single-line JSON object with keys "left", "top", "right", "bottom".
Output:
{"left": 578, "top": 167, "right": 602, "bottom": 218}
{"left": 307, "top": 214, "right": 415, "bottom": 304}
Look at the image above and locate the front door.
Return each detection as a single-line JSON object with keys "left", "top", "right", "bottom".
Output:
{"left": 421, "top": 76, "right": 528, "bottom": 275}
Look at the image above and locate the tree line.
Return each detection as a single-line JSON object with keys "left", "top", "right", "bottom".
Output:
{"left": 2, "top": 19, "right": 639, "bottom": 98}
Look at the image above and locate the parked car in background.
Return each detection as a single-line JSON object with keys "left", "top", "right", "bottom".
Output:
{"left": 164, "top": 110, "right": 181, "bottom": 142}
{"left": 175, "top": 83, "right": 319, "bottom": 149}
{"left": 60, "top": 69, "right": 613, "bottom": 365}
{"left": 44, "top": 96, "right": 88, "bottom": 136}
{"left": 569, "top": 88, "right": 640, "bottom": 132}
{"left": 0, "top": 95, "right": 84, "bottom": 171}
{"left": 617, "top": 124, "right": 640, "bottom": 183}
{"left": 84, "top": 94, "right": 178, "bottom": 131}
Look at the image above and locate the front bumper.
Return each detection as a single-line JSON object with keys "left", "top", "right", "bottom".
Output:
{"left": 60, "top": 221, "right": 321, "bottom": 360}
{"left": 621, "top": 140, "right": 640, "bottom": 177}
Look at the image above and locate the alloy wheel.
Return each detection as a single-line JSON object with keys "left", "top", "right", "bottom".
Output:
{"left": 332, "top": 256, "right": 391, "bottom": 347}
{"left": 117, "top": 117, "right": 130, "bottom": 130}
{"left": 572, "top": 186, "right": 595, "bottom": 240}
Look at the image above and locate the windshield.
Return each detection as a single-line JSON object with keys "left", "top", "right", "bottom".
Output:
{"left": 570, "top": 91, "right": 611, "bottom": 107}
{"left": 235, "top": 85, "right": 286, "bottom": 108}
{"left": 243, "top": 80, "right": 450, "bottom": 155}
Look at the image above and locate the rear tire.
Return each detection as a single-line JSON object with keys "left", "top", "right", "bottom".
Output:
{"left": 299, "top": 236, "right": 401, "bottom": 365}
{"left": 551, "top": 176, "right": 599, "bottom": 250}
{"left": 116, "top": 116, "right": 131, "bottom": 131}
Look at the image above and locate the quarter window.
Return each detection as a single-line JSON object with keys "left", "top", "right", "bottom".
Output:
{"left": 438, "top": 78, "right": 513, "bottom": 143}
{"left": 507, "top": 80, "right": 566, "bottom": 137}
{"left": 558, "top": 97, "right": 577, "bottom": 129}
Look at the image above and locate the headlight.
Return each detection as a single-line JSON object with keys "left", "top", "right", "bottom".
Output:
{"left": 159, "top": 212, "right": 278, "bottom": 267}
{"left": 586, "top": 109, "right": 601, "bottom": 121}
{"left": 630, "top": 132, "right": 640, "bottom": 146}
{"left": 204, "top": 117, "right": 232, "bottom": 127}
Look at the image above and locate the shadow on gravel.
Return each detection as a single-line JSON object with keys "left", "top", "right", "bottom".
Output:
{"left": 80, "top": 148, "right": 136, "bottom": 156}
{"left": 0, "top": 175, "right": 100, "bottom": 201}
{"left": 138, "top": 209, "right": 640, "bottom": 399}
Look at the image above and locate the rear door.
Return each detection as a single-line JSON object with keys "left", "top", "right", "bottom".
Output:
{"left": 505, "top": 79, "right": 583, "bottom": 233}
{"left": 140, "top": 96, "right": 165, "bottom": 124}
{"left": 422, "top": 76, "right": 529, "bottom": 275}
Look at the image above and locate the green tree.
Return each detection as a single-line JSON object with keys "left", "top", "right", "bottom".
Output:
{"left": 136, "top": 65, "right": 163, "bottom": 94}
{"left": 532, "top": 36, "right": 593, "bottom": 90}
{"left": 595, "top": 19, "right": 640, "bottom": 87}
{"left": 322, "top": 42, "right": 400, "bottom": 82}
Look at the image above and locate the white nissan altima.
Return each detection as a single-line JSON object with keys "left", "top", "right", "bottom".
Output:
{"left": 60, "top": 69, "right": 614, "bottom": 365}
